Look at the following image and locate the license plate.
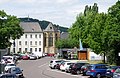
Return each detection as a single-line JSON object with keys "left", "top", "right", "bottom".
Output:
{"left": 87, "top": 71, "right": 90, "bottom": 72}
{"left": 107, "top": 72, "right": 110, "bottom": 73}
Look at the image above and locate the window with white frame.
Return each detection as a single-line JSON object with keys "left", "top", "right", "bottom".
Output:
{"left": 39, "top": 48, "right": 41, "bottom": 52}
{"left": 25, "top": 48, "right": 27, "bottom": 52}
{"left": 35, "top": 48, "right": 37, "bottom": 52}
{"left": 19, "top": 41, "right": 21, "bottom": 45}
{"left": 30, "top": 48, "right": 32, "bottom": 52}
{"left": 19, "top": 48, "right": 21, "bottom": 52}
{"left": 30, "top": 41, "right": 32, "bottom": 45}
{"left": 35, "top": 41, "right": 37, "bottom": 45}
{"left": 39, "top": 41, "right": 41, "bottom": 45}
{"left": 25, "top": 34, "right": 27, "bottom": 38}
{"left": 25, "top": 41, "right": 27, "bottom": 45}
{"left": 39, "top": 34, "right": 41, "bottom": 38}
{"left": 35, "top": 34, "right": 37, "bottom": 38}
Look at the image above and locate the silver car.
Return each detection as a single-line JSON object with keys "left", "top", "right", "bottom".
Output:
{"left": 113, "top": 67, "right": 120, "bottom": 78}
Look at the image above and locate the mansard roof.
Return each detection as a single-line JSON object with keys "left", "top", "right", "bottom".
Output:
{"left": 20, "top": 22, "right": 42, "bottom": 33}
{"left": 44, "top": 22, "right": 59, "bottom": 32}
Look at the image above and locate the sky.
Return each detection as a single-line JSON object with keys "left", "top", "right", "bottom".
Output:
{"left": 0, "top": 0, "right": 118, "bottom": 28}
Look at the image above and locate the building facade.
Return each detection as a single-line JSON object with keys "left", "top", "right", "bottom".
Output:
{"left": 43, "top": 23, "right": 60, "bottom": 54}
{"left": 10, "top": 22, "right": 44, "bottom": 55}
{"left": 10, "top": 22, "right": 61, "bottom": 55}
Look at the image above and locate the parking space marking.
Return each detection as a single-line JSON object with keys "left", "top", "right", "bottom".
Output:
{"left": 38, "top": 63, "right": 48, "bottom": 68}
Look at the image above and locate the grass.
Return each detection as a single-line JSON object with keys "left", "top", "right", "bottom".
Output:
{"left": 88, "top": 60, "right": 104, "bottom": 64}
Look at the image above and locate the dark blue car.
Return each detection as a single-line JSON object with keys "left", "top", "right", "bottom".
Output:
{"left": 105, "top": 66, "right": 119, "bottom": 78}
{"left": 86, "top": 64, "right": 109, "bottom": 78}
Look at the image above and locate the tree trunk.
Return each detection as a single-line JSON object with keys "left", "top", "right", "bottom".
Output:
{"left": 103, "top": 53, "right": 106, "bottom": 63}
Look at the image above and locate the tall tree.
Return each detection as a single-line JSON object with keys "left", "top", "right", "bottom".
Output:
{"left": 104, "top": 1, "right": 120, "bottom": 65}
{"left": 0, "top": 10, "right": 23, "bottom": 49}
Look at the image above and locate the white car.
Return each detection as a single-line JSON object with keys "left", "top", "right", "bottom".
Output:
{"left": 4, "top": 63, "right": 16, "bottom": 72}
{"left": 2, "top": 56, "right": 15, "bottom": 64}
{"left": 60, "top": 61, "right": 75, "bottom": 71}
{"left": 29, "top": 54, "right": 37, "bottom": 60}
{"left": 49, "top": 60, "right": 64, "bottom": 69}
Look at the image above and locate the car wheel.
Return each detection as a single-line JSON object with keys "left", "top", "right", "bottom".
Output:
{"left": 82, "top": 72, "right": 86, "bottom": 76}
{"left": 96, "top": 73, "right": 101, "bottom": 78}
{"left": 53, "top": 65, "right": 56, "bottom": 69}
{"left": 76, "top": 70, "right": 80, "bottom": 75}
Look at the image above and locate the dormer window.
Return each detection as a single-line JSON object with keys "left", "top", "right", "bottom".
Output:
{"left": 32, "top": 28, "right": 34, "bottom": 31}
{"left": 50, "top": 27, "right": 52, "bottom": 29}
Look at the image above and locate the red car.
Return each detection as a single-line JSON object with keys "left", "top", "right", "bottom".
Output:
{"left": 47, "top": 53, "right": 55, "bottom": 57}
{"left": 22, "top": 54, "right": 29, "bottom": 60}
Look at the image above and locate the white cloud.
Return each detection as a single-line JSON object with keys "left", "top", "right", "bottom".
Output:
{"left": 0, "top": 0, "right": 9, "bottom": 4}
{"left": 0, "top": 0, "right": 118, "bottom": 28}
{"left": 56, "top": 0, "right": 73, "bottom": 3}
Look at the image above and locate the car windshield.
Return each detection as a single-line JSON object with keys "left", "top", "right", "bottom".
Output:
{"left": 115, "top": 68, "right": 120, "bottom": 73}
{"left": 12, "top": 68, "right": 22, "bottom": 73}
{"left": 56, "top": 61, "right": 63, "bottom": 63}
{"left": 50, "top": 61, "right": 53, "bottom": 63}
{"left": 87, "top": 65, "right": 93, "bottom": 70}
{"left": 67, "top": 63, "right": 72, "bottom": 65}
{"left": 107, "top": 66, "right": 118, "bottom": 69}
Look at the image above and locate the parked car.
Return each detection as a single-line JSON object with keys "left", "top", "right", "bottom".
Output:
{"left": 113, "top": 67, "right": 120, "bottom": 78}
{"left": 65, "top": 63, "right": 75, "bottom": 73}
{"left": 60, "top": 61, "right": 74, "bottom": 71}
{"left": 21, "top": 54, "right": 29, "bottom": 60}
{"left": 47, "top": 53, "right": 54, "bottom": 57}
{"left": 86, "top": 64, "right": 109, "bottom": 78}
{"left": 81, "top": 64, "right": 91, "bottom": 76}
{"left": 4, "top": 63, "right": 16, "bottom": 72}
{"left": 0, "top": 73, "right": 17, "bottom": 78}
{"left": 2, "top": 55, "right": 16, "bottom": 64}
{"left": 105, "top": 66, "right": 119, "bottom": 78}
{"left": 32, "top": 52, "right": 42, "bottom": 59}
{"left": 29, "top": 54, "right": 37, "bottom": 60}
{"left": 13, "top": 53, "right": 22, "bottom": 60}
{"left": 7, "top": 67, "right": 24, "bottom": 78}
{"left": 49, "top": 60, "right": 64, "bottom": 69}
{"left": 55, "top": 60, "right": 69, "bottom": 70}
{"left": 69, "top": 62, "right": 89, "bottom": 74}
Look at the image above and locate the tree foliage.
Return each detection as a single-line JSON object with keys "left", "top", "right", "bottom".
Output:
{"left": 55, "top": 38, "right": 78, "bottom": 49}
{"left": 68, "top": 1, "right": 120, "bottom": 65}
{"left": 105, "top": 1, "right": 120, "bottom": 65}
{"left": 0, "top": 10, "right": 23, "bottom": 49}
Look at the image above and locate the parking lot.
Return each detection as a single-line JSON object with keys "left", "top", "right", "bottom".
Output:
{"left": 17, "top": 57, "right": 89, "bottom": 78}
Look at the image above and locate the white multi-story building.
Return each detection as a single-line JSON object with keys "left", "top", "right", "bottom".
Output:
{"left": 10, "top": 22, "right": 43, "bottom": 55}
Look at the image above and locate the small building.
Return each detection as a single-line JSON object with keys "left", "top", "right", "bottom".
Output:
{"left": 60, "top": 48, "right": 104, "bottom": 61}
{"left": 87, "top": 48, "right": 104, "bottom": 60}
{"left": 77, "top": 48, "right": 88, "bottom": 60}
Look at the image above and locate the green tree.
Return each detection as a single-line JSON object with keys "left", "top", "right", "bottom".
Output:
{"left": 104, "top": 1, "right": 120, "bottom": 65}
{"left": 69, "top": 3, "right": 98, "bottom": 48}
{"left": 69, "top": 1, "right": 120, "bottom": 65}
{"left": 69, "top": 3, "right": 108, "bottom": 63}
{"left": 0, "top": 10, "right": 23, "bottom": 49}
{"left": 88, "top": 13, "right": 108, "bottom": 63}
{"left": 55, "top": 38, "right": 78, "bottom": 49}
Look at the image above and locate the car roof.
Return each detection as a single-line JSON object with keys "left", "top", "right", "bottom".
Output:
{"left": 90, "top": 64, "right": 108, "bottom": 66}
{"left": 11, "top": 66, "right": 20, "bottom": 68}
